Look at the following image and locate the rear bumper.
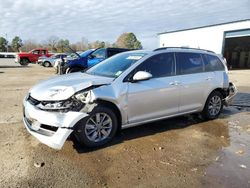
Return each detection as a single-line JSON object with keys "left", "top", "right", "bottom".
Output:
{"left": 224, "top": 82, "right": 237, "bottom": 106}
{"left": 23, "top": 99, "right": 88, "bottom": 149}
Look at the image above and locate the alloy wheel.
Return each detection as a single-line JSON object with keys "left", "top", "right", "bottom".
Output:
{"left": 84, "top": 113, "right": 113, "bottom": 142}
{"left": 208, "top": 95, "right": 222, "bottom": 116}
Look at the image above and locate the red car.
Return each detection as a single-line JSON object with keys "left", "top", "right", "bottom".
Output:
{"left": 15, "top": 48, "right": 53, "bottom": 66}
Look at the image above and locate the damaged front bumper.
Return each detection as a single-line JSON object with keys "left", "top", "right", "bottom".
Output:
{"left": 224, "top": 82, "right": 237, "bottom": 106}
{"left": 23, "top": 100, "right": 88, "bottom": 150}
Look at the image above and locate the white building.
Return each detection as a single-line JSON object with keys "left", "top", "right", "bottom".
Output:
{"left": 158, "top": 19, "right": 250, "bottom": 69}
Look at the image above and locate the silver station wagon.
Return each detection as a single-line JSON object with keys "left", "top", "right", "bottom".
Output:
{"left": 23, "top": 47, "right": 236, "bottom": 149}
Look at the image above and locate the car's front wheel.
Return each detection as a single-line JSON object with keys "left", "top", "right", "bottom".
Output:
{"left": 44, "top": 61, "right": 51, "bottom": 67}
{"left": 74, "top": 106, "right": 118, "bottom": 147}
{"left": 202, "top": 91, "right": 223, "bottom": 120}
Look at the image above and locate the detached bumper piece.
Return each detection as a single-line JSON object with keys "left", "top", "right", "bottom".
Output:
{"left": 23, "top": 99, "right": 88, "bottom": 150}
{"left": 224, "top": 82, "right": 237, "bottom": 106}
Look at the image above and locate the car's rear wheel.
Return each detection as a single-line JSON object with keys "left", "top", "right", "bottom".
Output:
{"left": 202, "top": 91, "right": 223, "bottom": 120}
{"left": 44, "top": 61, "right": 51, "bottom": 67}
{"left": 74, "top": 106, "right": 118, "bottom": 147}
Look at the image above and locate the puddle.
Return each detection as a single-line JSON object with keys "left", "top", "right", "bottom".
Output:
{"left": 202, "top": 109, "right": 250, "bottom": 187}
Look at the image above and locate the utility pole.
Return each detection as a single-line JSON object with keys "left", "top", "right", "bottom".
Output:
{"left": 5, "top": 33, "right": 8, "bottom": 52}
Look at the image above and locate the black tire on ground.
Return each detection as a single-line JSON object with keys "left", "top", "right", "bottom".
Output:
{"left": 74, "top": 105, "right": 118, "bottom": 147}
{"left": 44, "top": 61, "right": 51, "bottom": 67}
{"left": 19, "top": 58, "right": 29, "bottom": 66}
{"left": 202, "top": 91, "right": 223, "bottom": 120}
{"left": 66, "top": 67, "right": 82, "bottom": 74}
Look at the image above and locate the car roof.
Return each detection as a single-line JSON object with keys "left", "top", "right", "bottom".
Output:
{"left": 153, "top": 47, "right": 215, "bottom": 55}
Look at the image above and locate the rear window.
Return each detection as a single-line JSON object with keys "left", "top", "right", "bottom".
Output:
{"left": 107, "top": 50, "right": 121, "bottom": 57}
{"left": 107, "top": 49, "right": 130, "bottom": 57}
{"left": 202, "top": 54, "right": 225, "bottom": 71}
{"left": 176, "top": 52, "right": 203, "bottom": 75}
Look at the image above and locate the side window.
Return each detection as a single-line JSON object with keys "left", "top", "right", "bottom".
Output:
{"left": 91, "top": 49, "right": 106, "bottom": 59}
{"left": 176, "top": 52, "right": 203, "bottom": 74}
{"left": 203, "top": 54, "right": 224, "bottom": 71}
{"left": 135, "top": 53, "right": 175, "bottom": 78}
{"left": 41, "top": 50, "right": 46, "bottom": 55}
{"left": 32, "top": 50, "right": 39, "bottom": 55}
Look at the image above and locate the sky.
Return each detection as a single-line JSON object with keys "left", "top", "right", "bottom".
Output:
{"left": 0, "top": 0, "right": 249, "bottom": 49}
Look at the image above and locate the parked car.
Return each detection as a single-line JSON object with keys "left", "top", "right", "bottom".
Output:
{"left": 59, "top": 48, "right": 131, "bottom": 74}
{"left": 38, "top": 53, "right": 67, "bottom": 67}
{"left": 15, "top": 48, "right": 53, "bottom": 66}
{"left": 23, "top": 47, "right": 237, "bottom": 149}
{"left": 53, "top": 51, "right": 84, "bottom": 73}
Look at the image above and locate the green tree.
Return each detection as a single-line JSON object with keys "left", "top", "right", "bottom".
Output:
{"left": 11, "top": 36, "right": 23, "bottom": 52}
{"left": 89, "top": 40, "right": 106, "bottom": 48}
{"left": 0, "top": 37, "right": 7, "bottom": 52}
{"left": 57, "top": 39, "right": 70, "bottom": 52}
{"left": 115, "top": 32, "right": 142, "bottom": 49}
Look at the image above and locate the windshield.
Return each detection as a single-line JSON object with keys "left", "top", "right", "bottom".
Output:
{"left": 80, "top": 49, "right": 95, "bottom": 57}
{"left": 67, "top": 53, "right": 78, "bottom": 59}
{"left": 86, "top": 52, "right": 148, "bottom": 78}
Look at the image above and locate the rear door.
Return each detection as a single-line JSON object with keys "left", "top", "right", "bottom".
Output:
{"left": 176, "top": 52, "right": 214, "bottom": 113}
{"left": 127, "top": 52, "right": 181, "bottom": 123}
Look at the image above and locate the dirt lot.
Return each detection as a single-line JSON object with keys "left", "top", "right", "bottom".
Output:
{"left": 0, "top": 59, "right": 250, "bottom": 188}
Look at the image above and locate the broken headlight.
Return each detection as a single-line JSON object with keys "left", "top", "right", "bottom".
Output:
{"left": 74, "top": 90, "right": 92, "bottom": 103}
{"left": 37, "top": 100, "right": 73, "bottom": 110}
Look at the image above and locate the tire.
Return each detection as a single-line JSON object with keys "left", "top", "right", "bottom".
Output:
{"left": 74, "top": 105, "right": 118, "bottom": 147}
{"left": 19, "top": 58, "right": 29, "bottom": 66}
{"left": 202, "top": 91, "right": 223, "bottom": 120}
{"left": 66, "top": 67, "right": 82, "bottom": 74}
{"left": 44, "top": 61, "right": 51, "bottom": 67}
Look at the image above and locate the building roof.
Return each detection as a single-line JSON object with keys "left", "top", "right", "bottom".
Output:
{"left": 158, "top": 19, "right": 250, "bottom": 35}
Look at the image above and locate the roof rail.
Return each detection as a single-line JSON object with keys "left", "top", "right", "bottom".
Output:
{"left": 153, "top": 47, "right": 215, "bottom": 53}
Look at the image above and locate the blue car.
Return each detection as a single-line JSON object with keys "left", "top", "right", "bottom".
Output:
{"left": 61, "top": 48, "right": 131, "bottom": 74}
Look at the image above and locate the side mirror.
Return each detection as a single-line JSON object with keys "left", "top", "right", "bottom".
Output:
{"left": 132, "top": 71, "right": 152, "bottom": 82}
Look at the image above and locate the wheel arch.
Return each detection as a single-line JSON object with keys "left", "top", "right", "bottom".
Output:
{"left": 95, "top": 99, "right": 122, "bottom": 131}
{"left": 66, "top": 65, "right": 84, "bottom": 73}
{"left": 210, "top": 88, "right": 227, "bottom": 99}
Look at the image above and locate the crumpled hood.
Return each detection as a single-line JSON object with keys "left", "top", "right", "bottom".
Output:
{"left": 30, "top": 73, "right": 113, "bottom": 101}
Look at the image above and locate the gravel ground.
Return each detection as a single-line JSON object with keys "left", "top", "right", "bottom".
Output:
{"left": 0, "top": 59, "right": 250, "bottom": 188}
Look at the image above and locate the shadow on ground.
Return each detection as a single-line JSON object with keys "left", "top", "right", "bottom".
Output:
{"left": 72, "top": 107, "right": 244, "bottom": 154}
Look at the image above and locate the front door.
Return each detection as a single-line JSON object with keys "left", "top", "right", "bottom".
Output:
{"left": 127, "top": 52, "right": 181, "bottom": 123}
